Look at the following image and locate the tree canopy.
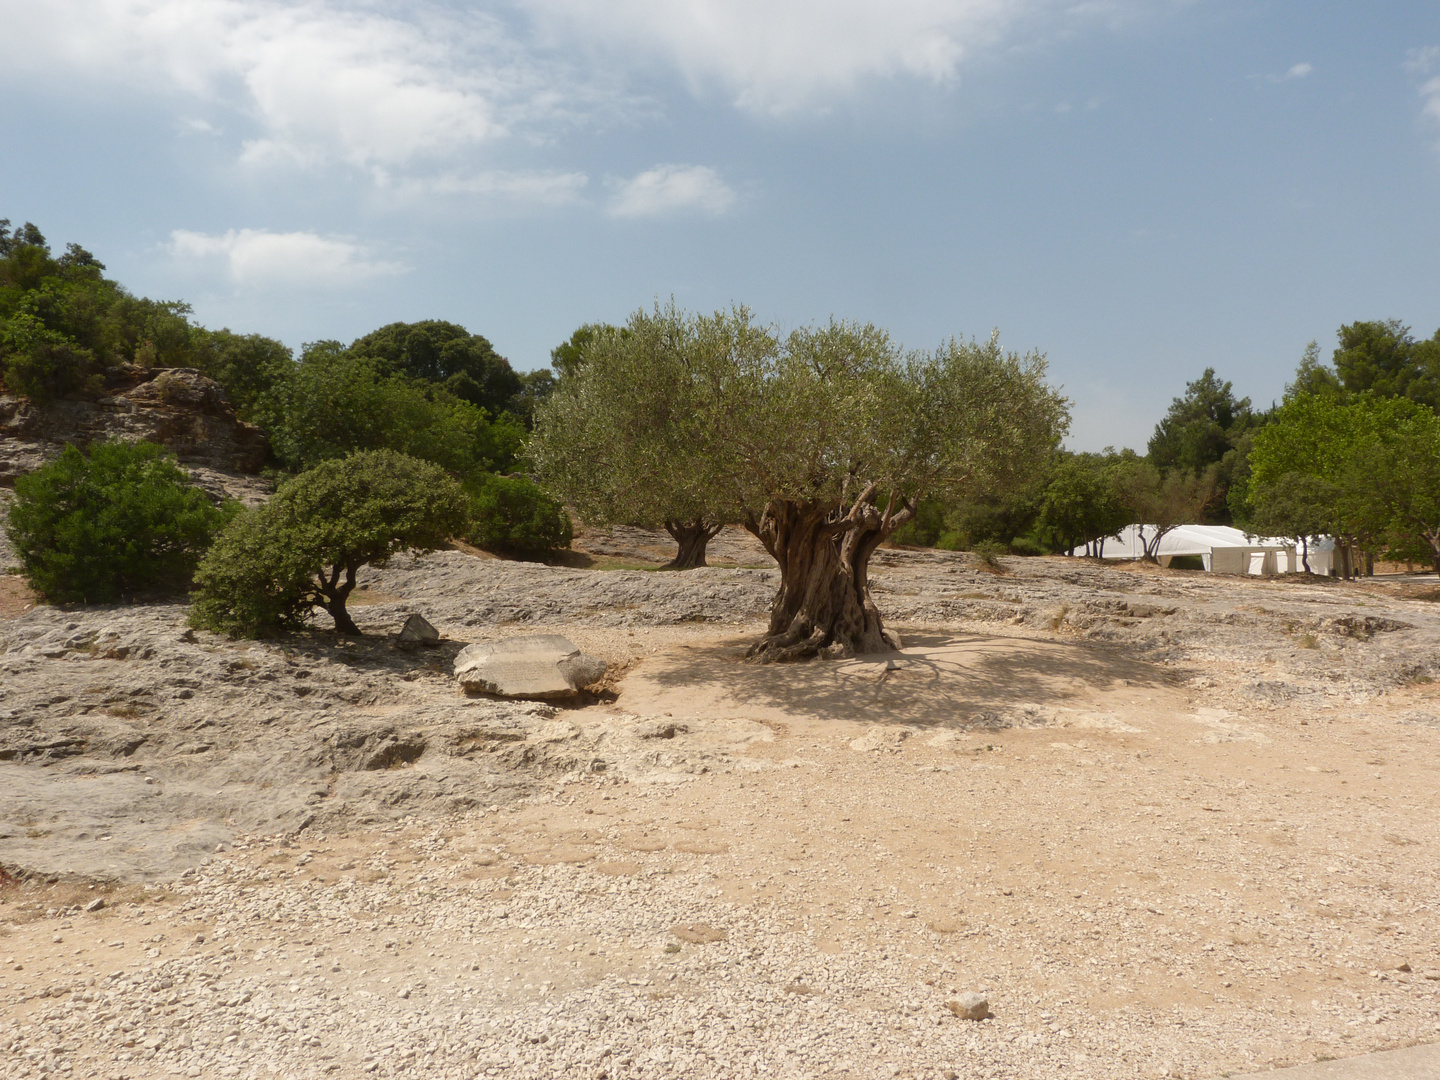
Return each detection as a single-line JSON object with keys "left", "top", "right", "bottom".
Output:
{"left": 190, "top": 450, "right": 467, "bottom": 637}
{"left": 532, "top": 303, "right": 1068, "bottom": 659}
{"left": 254, "top": 341, "right": 524, "bottom": 477}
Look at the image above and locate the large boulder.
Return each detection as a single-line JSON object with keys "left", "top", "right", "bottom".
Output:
{"left": 454, "top": 635, "right": 606, "bottom": 700}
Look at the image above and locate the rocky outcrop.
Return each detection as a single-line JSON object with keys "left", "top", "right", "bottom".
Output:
{"left": 0, "top": 366, "right": 269, "bottom": 501}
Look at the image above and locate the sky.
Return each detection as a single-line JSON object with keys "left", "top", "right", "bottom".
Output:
{"left": 2, "top": 1, "right": 1438, "bottom": 451}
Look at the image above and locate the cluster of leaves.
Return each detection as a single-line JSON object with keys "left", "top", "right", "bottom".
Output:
{"left": 0, "top": 221, "right": 198, "bottom": 401}
{"left": 6, "top": 441, "right": 237, "bottom": 603}
{"left": 463, "top": 473, "right": 572, "bottom": 559}
{"left": 1241, "top": 394, "right": 1440, "bottom": 574}
{"left": 253, "top": 340, "right": 525, "bottom": 477}
{"left": 190, "top": 450, "right": 468, "bottom": 638}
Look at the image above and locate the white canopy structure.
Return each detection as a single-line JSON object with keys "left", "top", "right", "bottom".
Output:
{"left": 1072, "top": 524, "right": 1316, "bottom": 575}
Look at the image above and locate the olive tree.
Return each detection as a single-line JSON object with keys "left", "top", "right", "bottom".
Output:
{"left": 532, "top": 304, "right": 1068, "bottom": 660}
{"left": 190, "top": 450, "right": 467, "bottom": 637}
{"left": 531, "top": 309, "right": 756, "bottom": 570}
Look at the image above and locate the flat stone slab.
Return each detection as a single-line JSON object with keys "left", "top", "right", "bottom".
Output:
{"left": 1232, "top": 1042, "right": 1440, "bottom": 1079}
{"left": 454, "top": 634, "right": 607, "bottom": 700}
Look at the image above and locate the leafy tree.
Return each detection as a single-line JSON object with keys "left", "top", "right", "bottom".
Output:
{"left": 1288, "top": 321, "right": 1440, "bottom": 409}
{"left": 347, "top": 320, "right": 523, "bottom": 418}
{"left": 0, "top": 220, "right": 200, "bottom": 401}
{"left": 1033, "top": 452, "right": 1127, "bottom": 555}
{"left": 188, "top": 328, "right": 293, "bottom": 420}
{"left": 255, "top": 342, "right": 523, "bottom": 477}
{"left": 465, "top": 473, "right": 573, "bottom": 560}
{"left": 6, "top": 440, "right": 236, "bottom": 602}
{"left": 549, "top": 323, "right": 623, "bottom": 380}
{"left": 1245, "top": 393, "right": 1431, "bottom": 577}
{"left": 531, "top": 313, "right": 747, "bottom": 570}
{"left": 1110, "top": 458, "right": 1218, "bottom": 562}
{"left": 533, "top": 303, "right": 1069, "bottom": 660}
{"left": 1147, "top": 369, "right": 1254, "bottom": 473}
{"left": 1245, "top": 471, "right": 1337, "bottom": 572}
{"left": 190, "top": 450, "right": 467, "bottom": 637}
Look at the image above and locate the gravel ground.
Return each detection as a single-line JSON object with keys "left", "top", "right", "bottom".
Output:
{"left": 4, "top": 538, "right": 1440, "bottom": 1079}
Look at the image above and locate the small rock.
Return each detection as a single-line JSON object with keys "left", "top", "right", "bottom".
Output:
{"left": 632, "top": 719, "right": 687, "bottom": 739}
{"left": 670, "top": 923, "right": 727, "bottom": 944}
{"left": 398, "top": 614, "right": 440, "bottom": 648}
{"left": 84, "top": 898, "right": 105, "bottom": 913}
{"left": 945, "top": 993, "right": 991, "bottom": 1021}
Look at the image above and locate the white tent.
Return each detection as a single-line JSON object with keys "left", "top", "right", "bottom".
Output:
{"left": 1072, "top": 524, "right": 1301, "bottom": 575}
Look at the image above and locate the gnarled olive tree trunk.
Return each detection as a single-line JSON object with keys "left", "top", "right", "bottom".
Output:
{"left": 661, "top": 518, "right": 724, "bottom": 570}
{"left": 314, "top": 562, "right": 362, "bottom": 635}
{"left": 743, "top": 491, "right": 912, "bottom": 663}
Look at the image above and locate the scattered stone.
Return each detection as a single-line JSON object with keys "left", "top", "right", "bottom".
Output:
{"left": 454, "top": 635, "right": 607, "bottom": 699}
{"left": 398, "top": 613, "right": 440, "bottom": 647}
{"left": 83, "top": 898, "right": 104, "bottom": 912}
{"left": 670, "top": 923, "right": 727, "bottom": 944}
{"left": 945, "top": 993, "right": 991, "bottom": 1021}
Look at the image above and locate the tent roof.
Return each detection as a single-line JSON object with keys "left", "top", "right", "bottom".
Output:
{"left": 1072, "top": 524, "right": 1293, "bottom": 559}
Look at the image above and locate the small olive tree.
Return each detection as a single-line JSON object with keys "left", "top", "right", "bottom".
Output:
{"left": 533, "top": 304, "right": 1069, "bottom": 660}
{"left": 531, "top": 308, "right": 756, "bottom": 569}
{"left": 190, "top": 450, "right": 467, "bottom": 637}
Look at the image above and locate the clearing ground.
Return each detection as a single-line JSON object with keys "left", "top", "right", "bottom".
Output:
{"left": 2, "top": 532, "right": 1439, "bottom": 1080}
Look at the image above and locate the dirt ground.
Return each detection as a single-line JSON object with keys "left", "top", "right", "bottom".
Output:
{"left": 2, "top": 537, "right": 1440, "bottom": 1079}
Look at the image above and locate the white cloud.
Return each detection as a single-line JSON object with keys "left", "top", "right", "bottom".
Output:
{"left": 1283, "top": 62, "right": 1313, "bottom": 80}
{"left": 1, "top": 0, "right": 571, "bottom": 172}
{"left": 521, "top": 0, "right": 1151, "bottom": 113}
{"left": 1407, "top": 47, "right": 1440, "bottom": 132}
{"left": 607, "top": 165, "right": 737, "bottom": 218}
{"left": 169, "top": 228, "right": 405, "bottom": 286}
{"left": 382, "top": 169, "right": 590, "bottom": 205}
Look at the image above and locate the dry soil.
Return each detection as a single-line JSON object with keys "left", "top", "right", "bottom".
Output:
{"left": 2, "top": 532, "right": 1439, "bottom": 1080}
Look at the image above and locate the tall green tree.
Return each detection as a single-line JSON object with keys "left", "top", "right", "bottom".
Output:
{"left": 255, "top": 342, "right": 523, "bottom": 477}
{"left": 533, "top": 304, "right": 1068, "bottom": 659}
{"left": 348, "top": 320, "right": 523, "bottom": 418}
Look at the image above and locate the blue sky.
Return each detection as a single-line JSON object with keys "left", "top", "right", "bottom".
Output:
{"left": 3, "top": 1, "right": 1438, "bottom": 450}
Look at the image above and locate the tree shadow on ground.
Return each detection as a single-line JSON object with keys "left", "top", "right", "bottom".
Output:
{"left": 625, "top": 629, "right": 1191, "bottom": 731}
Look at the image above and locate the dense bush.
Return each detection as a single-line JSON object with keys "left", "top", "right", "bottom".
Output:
{"left": 465, "top": 473, "right": 572, "bottom": 560}
{"left": 190, "top": 450, "right": 468, "bottom": 637}
{"left": 6, "top": 441, "right": 236, "bottom": 602}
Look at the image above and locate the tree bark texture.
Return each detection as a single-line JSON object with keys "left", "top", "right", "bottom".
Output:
{"left": 661, "top": 519, "right": 724, "bottom": 570}
{"left": 316, "top": 563, "right": 362, "bottom": 636}
{"left": 743, "top": 492, "right": 911, "bottom": 663}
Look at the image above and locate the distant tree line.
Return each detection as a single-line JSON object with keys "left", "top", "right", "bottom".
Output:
{"left": 878, "top": 320, "right": 1440, "bottom": 577}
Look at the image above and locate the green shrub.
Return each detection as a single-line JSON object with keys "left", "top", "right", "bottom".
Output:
{"left": 6, "top": 440, "right": 236, "bottom": 602}
{"left": 1008, "top": 536, "right": 1046, "bottom": 557}
{"left": 970, "top": 539, "right": 1008, "bottom": 572}
{"left": 465, "top": 474, "right": 572, "bottom": 560}
{"left": 190, "top": 450, "right": 467, "bottom": 638}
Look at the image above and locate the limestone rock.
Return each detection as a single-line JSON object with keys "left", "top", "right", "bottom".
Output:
{"left": 0, "top": 367, "right": 268, "bottom": 487}
{"left": 945, "top": 993, "right": 991, "bottom": 1021}
{"left": 454, "top": 635, "right": 607, "bottom": 699}
{"left": 399, "top": 614, "right": 440, "bottom": 647}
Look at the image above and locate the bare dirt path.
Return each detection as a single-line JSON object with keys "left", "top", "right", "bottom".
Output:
{"left": 3, "top": 544, "right": 1440, "bottom": 1079}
